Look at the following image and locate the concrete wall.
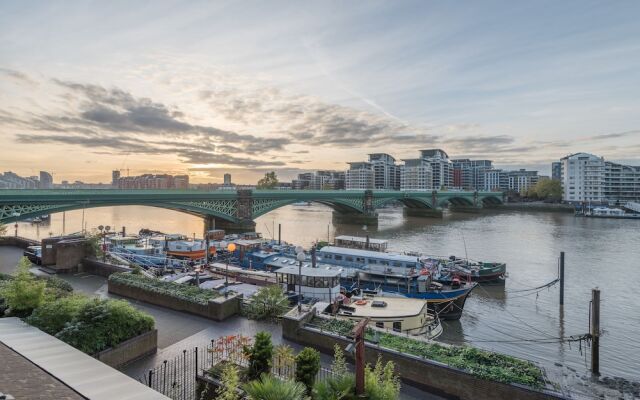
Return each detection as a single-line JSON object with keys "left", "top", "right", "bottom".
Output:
{"left": 52, "top": 240, "right": 87, "bottom": 271}
{"left": 81, "top": 258, "right": 132, "bottom": 277}
{"left": 0, "top": 236, "right": 39, "bottom": 249}
{"left": 108, "top": 280, "right": 241, "bottom": 321}
{"left": 283, "top": 313, "right": 566, "bottom": 400}
{"left": 95, "top": 329, "right": 157, "bottom": 369}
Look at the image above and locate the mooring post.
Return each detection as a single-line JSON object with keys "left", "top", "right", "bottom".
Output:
{"left": 591, "top": 288, "right": 600, "bottom": 375}
{"left": 559, "top": 251, "right": 565, "bottom": 306}
{"left": 278, "top": 223, "right": 281, "bottom": 245}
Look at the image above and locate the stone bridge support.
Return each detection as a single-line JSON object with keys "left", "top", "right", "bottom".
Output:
{"left": 332, "top": 190, "right": 378, "bottom": 226}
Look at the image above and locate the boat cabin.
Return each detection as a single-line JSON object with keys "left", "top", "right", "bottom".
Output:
{"left": 334, "top": 235, "right": 389, "bottom": 252}
{"left": 317, "top": 246, "right": 421, "bottom": 270}
{"left": 275, "top": 265, "right": 342, "bottom": 302}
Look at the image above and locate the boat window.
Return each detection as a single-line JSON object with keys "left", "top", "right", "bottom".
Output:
{"left": 346, "top": 257, "right": 354, "bottom": 262}
{"left": 376, "top": 322, "right": 384, "bottom": 328}
{"left": 393, "top": 321, "right": 402, "bottom": 332}
{"left": 393, "top": 262, "right": 402, "bottom": 267}
{"left": 367, "top": 259, "right": 376, "bottom": 264}
{"left": 356, "top": 257, "right": 365, "bottom": 262}
{"left": 334, "top": 255, "right": 343, "bottom": 261}
{"left": 324, "top": 255, "right": 332, "bottom": 259}
{"left": 380, "top": 261, "right": 389, "bottom": 266}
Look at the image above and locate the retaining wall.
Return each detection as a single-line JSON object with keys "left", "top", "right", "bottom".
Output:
{"left": 282, "top": 312, "right": 566, "bottom": 400}
{"left": 108, "top": 280, "right": 241, "bottom": 321}
{"left": 95, "top": 329, "right": 158, "bottom": 369}
{"left": 81, "top": 258, "right": 132, "bottom": 277}
{"left": 0, "top": 236, "right": 39, "bottom": 249}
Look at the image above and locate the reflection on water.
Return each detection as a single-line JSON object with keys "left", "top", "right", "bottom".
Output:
{"left": 12, "top": 204, "right": 640, "bottom": 385}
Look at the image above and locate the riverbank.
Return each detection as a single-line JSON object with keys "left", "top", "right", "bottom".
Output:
{"left": 499, "top": 202, "right": 574, "bottom": 212}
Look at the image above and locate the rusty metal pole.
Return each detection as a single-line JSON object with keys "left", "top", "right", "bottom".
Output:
{"left": 559, "top": 252, "right": 565, "bottom": 306}
{"left": 352, "top": 318, "right": 369, "bottom": 396}
{"left": 591, "top": 288, "right": 600, "bottom": 375}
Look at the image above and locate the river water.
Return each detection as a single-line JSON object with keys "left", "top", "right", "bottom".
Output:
{"left": 11, "top": 204, "right": 640, "bottom": 395}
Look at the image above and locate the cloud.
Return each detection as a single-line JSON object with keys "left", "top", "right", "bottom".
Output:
{"left": 587, "top": 129, "right": 640, "bottom": 141}
{"left": 0, "top": 67, "right": 36, "bottom": 85}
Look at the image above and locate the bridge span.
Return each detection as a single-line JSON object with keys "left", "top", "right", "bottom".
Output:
{"left": 0, "top": 189, "right": 504, "bottom": 231}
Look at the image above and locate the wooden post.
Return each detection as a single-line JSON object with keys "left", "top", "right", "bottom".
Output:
{"left": 559, "top": 252, "right": 565, "bottom": 306}
{"left": 278, "top": 223, "right": 281, "bottom": 245}
{"left": 591, "top": 288, "right": 600, "bottom": 375}
{"left": 352, "top": 318, "right": 369, "bottom": 396}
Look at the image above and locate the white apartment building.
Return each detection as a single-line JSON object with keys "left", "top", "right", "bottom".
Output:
{"left": 420, "top": 149, "right": 453, "bottom": 189}
{"left": 368, "top": 153, "right": 399, "bottom": 190}
{"left": 400, "top": 159, "right": 433, "bottom": 191}
{"left": 345, "top": 162, "right": 374, "bottom": 190}
{"left": 483, "top": 169, "right": 538, "bottom": 193}
{"left": 560, "top": 153, "right": 640, "bottom": 203}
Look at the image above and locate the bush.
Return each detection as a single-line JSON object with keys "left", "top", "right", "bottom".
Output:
{"left": 313, "top": 345, "right": 355, "bottom": 400}
{"left": 0, "top": 257, "right": 46, "bottom": 317}
{"left": 109, "top": 272, "right": 219, "bottom": 304}
{"left": 55, "top": 298, "right": 154, "bottom": 354}
{"left": 365, "top": 357, "right": 400, "bottom": 400}
{"left": 245, "top": 331, "right": 273, "bottom": 380}
{"left": 243, "top": 374, "right": 306, "bottom": 400}
{"left": 26, "top": 295, "right": 87, "bottom": 335}
{"left": 216, "top": 363, "right": 241, "bottom": 400}
{"left": 295, "top": 347, "right": 321, "bottom": 394}
{"left": 244, "top": 285, "right": 290, "bottom": 320}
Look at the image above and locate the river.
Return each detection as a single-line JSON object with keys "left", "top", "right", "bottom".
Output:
{"left": 9, "top": 204, "right": 640, "bottom": 396}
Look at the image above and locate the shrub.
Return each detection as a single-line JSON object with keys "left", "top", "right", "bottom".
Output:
{"left": 295, "top": 347, "right": 321, "bottom": 394}
{"left": 55, "top": 298, "right": 154, "bottom": 354}
{"left": 243, "top": 374, "right": 306, "bottom": 400}
{"left": 313, "top": 344, "right": 356, "bottom": 400}
{"left": 0, "top": 257, "right": 46, "bottom": 317}
{"left": 216, "top": 363, "right": 241, "bottom": 400}
{"left": 244, "top": 285, "right": 290, "bottom": 320}
{"left": 364, "top": 357, "right": 400, "bottom": 400}
{"left": 109, "top": 272, "right": 219, "bottom": 304}
{"left": 245, "top": 331, "right": 273, "bottom": 380}
{"left": 273, "top": 344, "right": 296, "bottom": 378}
{"left": 26, "top": 295, "right": 87, "bottom": 335}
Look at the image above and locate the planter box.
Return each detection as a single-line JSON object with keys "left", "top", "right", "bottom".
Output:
{"left": 283, "top": 312, "right": 566, "bottom": 400}
{"left": 95, "top": 329, "right": 157, "bottom": 369}
{"left": 108, "top": 280, "right": 241, "bottom": 321}
{"left": 81, "top": 258, "right": 132, "bottom": 277}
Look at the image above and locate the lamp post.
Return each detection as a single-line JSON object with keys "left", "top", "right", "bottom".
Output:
{"left": 98, "top": 225, "right": 104, "bottom": 261}
{"left": 220, "top": 240, "right": 236, "bottom": 297}
{"left": 295, "top": 245, "right": 305, "bottom": 312}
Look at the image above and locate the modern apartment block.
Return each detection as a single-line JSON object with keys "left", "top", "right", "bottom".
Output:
{"left": 368, "top": 153, "right": 400, "bottom": 190}
{"left": 559, "top": 152, "right": 640, "bottom": 203}
{"left": 551, "top": 162, "right": 562, "bottom": 181}
{"left": 451, "top": 159, "right": 493, "bottom": 190}
{"left": 0, "top": 171, "right": 39, "bottom": 189}
{"left": 292, "top": 171, "right": 345, "bottom": 190}
{"left": 400, "top": 158, "right": 433, "bottom": 191}
{"left": 223, "top": 173, "right": 232, "bottom": 185}
{"left": 113, "top": 173, "right": 190, "bottom": 189}
{"left": 484, "top": 169, "right": 539, "bottom": 193}
{"left": 39, "top": 171, "right": 53, "bottom": 189}
{"left": 420, "top": 149, "right": 453, "bottom": 189}
{"left": 345, "top": 162, "right": 374, "bottom": 190}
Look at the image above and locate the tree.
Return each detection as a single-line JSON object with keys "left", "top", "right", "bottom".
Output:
{"left": 313, "top": 344, "right": 355, "bottom": 400}
{"left": 0, "top": 224, "right": 6, "bottom": 236}
{"left": 295, "top": 347, "right": 320, "bottom": 394}
{"left": 26, "top": 295, "right": 87, "bottom": 335}
{"left": 245, "top": 285, "right": 290, "bottom": 320}
{"left": 245, "top": 331, "right": 274, "bottom": 380}
{"left": 533, "top": 179, "right": 562, "bottom": 201}
{"left": 364, "top": 357, "right": 401, "bottom": 400}
{"left": 243, "top": 374, "right": 306, "bottom": 400}
{"left": 273, "top": 344, "right": 296, "bottom": 378}
{"left": 257, "top": 171, "right": 279, "bottom": 189}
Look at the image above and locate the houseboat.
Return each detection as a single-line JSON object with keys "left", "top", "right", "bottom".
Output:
{"left": 334, "top": 235, "right": 389, "bottom": 252}
{"left": 274, "top": 264, "right": 343, "bottom": 303}
{"left": 585, "top": 207, "right": 640, "bottom": 219}
{"left": 424, "top": 256, "right": 507, "bottom": 283}
{"left": 324, "top": 296, "right": 442, "bottom": 339}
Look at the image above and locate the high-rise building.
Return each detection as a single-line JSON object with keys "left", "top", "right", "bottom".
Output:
{"left": 483, "top": 169, "right": 538, "bottom": 193}
{"left": 0, "top": 171, "right": 38, "bottom": 189}
{"left": 420, "top": 149, "right": 453, "bottom": 189}
{"left": 551, "top": 162, "right": 562, "bottom": 181}
{"left": 223, "top": 173, "right": 232, "bottom": 185}
{"left": 114, "top": 173, "right": 190, "bottom": 190}
{"left": 559, "top": 153, "right": 640, "bottom": 203}
{"left": 112, "top": 170, "right": 121, "bottom": 187}
{"left": 39, "top": 171, "right": 53, "bottom": 189}
{"left": 451, "top": 159, "right": 493, "bottom": 190}
{"left": 368, "top": 153, "right": 399, "bottom": 190}
{"left": 400, "top": 159, "right": 433, "bottom": 191}
{"left": 292, "top": 171, "right": 345, "bottom": 190}
{"left": 345, "top": 162, "right": 374, "bottom": 190}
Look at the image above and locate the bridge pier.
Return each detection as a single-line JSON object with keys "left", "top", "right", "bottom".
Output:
{"left": 448, "top": 205, "right": 484, "bottom": 213}
{"left": 331, "top": 211, "right": 378, "bottom": 226}
{"left": 210, "top": 218, "right": 257, "bottom": 233}
{"left": 403, "top": 207, "right": 443, "bottom": 218}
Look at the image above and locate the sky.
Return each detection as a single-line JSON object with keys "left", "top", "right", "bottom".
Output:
{"left": 1, "top": 0, "right": 639, "bottom": 184}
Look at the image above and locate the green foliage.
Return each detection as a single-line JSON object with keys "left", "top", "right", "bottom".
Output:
{"left": 245, "top": 285, "right": 290, "bottom": 320}
{"left": 109, "top": 272, "right": 219, "bottom": 305}
{"left": 315, "top": 317, "right": 544, "bottom": 388}
{"left": 55, "top": 298, "right": 154, "bottom": 354}
{"left": 27, "top": 295, "right": 87, "bottom": 335}
{"left": 257, "top": 171, "right": 279, "bottom": 189}
{"left": 295, "top": 347, "right": 321, "bottom": 394}
{"left": 531, "top": 179, "right": 562, "bottom": 201}
{"left": 245, "top": 331, "right": 274, "bottom": 380}
{"left": 330, "top": 344, "right": 348, "bottom": 377}
{"left": 86, "top": 233, "right": 103, "bottom": 257}
{"left": 273, "top": 344, "right": 296, "bottom": 378}
{"left": 315, "top": 241, "right": 329, "bottom": 250}
{"left": 131, "top": 265, "right": 142, "bottom": 275}
{"left": 243, "top": 374, "right": 306, "bottom": 400}
{"left": 312, "top": 345, "right": 355, "bottom": 400}
{"left": 0, "top": 257, "right": 46, "bottom": 316}
{"left": 0, "top": 224, "right": 6, "bottom": 236}
{"left": 216, "top": 363, "right": 241, "bottom": 400}
{"left": 364, "top": 357, "right": 401, "bottom": 400}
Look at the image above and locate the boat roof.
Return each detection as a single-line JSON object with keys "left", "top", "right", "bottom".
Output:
{"left": 342, "top": 297, "right": 427, "bottom": 317}
{"left": 109, "top": 236, "right": 139, "bottom": 241}
{"left": 319, "top": 246, "right": 419, "bottom": 263}
{"left": 234, "top": 239, "right": 263, "bottom": 246}
{"left": 335, "top": 235, "right": 388, "bottom": 245}
{"left": 275, "top": 265, "right": 342, "bottom": 278}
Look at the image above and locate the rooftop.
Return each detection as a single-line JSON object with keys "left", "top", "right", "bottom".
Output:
{"left": 339, "top": 297, "right": 427, "bottom": 318}
{"left": 318, "top": 246, "right": 419, "bottom": 263}
{"left": 335, "top": 235, "right": 388, "bottom": 245}
{"left": 274, "top": 265, "right": 342, "bottom": 277}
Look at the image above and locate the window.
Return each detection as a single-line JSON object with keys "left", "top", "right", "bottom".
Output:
{"left": 376, "top": 322, "right": 384, "bottom": 328}
{"left": 393, "top": 321, "right": 402, "bottom": 332}
{"left": 346, "top": 257, "right": 354, "bottom": 262}
{"left": 393, "top": 262, "right": 402, "bottom": 267}
{"left": 334, "top": 255, "right": 343, "bottom": 261}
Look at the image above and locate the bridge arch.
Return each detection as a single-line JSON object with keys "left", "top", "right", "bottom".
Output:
{"left": 479, "top": 195, "right": 504, "bottom": 206}
{"left": 437, "top": 196, "right": 475, "bottom": 207}
{"left": 251, "top": 198, "right": 364, "bottom": 219}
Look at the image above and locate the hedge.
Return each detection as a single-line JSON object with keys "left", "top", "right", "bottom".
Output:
{"left": 109, "top": 272, "right": 220, "bottom": 305}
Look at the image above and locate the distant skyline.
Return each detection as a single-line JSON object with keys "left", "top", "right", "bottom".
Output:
{"left": 1, "top": 1, "right": 640, "bottom": 184}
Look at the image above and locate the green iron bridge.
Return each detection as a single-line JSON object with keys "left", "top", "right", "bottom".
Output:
{"left": 0, "top": 189, "right": 504, "bottom": 230}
